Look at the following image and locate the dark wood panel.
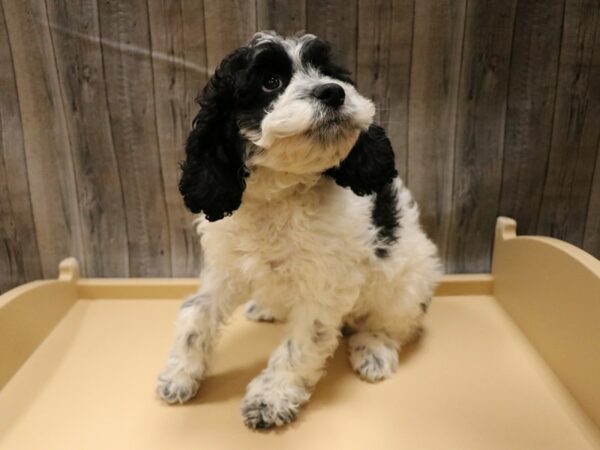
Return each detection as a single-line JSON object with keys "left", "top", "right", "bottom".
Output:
{"left": 3, "top": 0, "right": 85, "bottom": 278}
{"left": 356, "top": 0, "right": 414, "bottom": 180}
{"left": 306, "top": 0, "right": 358, "bottom": 75}
{"left": 0, "top": 0, "right": 42, "bottom": 293}
{"left": 148, "top": 0, "right": 206, "bottom": 276}
{"left": 446, "top": 0, "right": 518, "bottom": 272}
{"left": 257, "top": 0, "right": 306, "bottom": 34}
{"left": 408, "top": 0, "right": 467, "bottom": 270}
{"left": 537, "top": 0, "right": 600, "bottom": 246}
{"left": 498, "top": 0, "right": 565, "bottom": 236}
{"left": 204, "top": 0, "right": 258, "bottom": 72}
{"left": 46, "top": 0, "right": 129, "bottom": 277}
{"left": 583, "top": 142, "right": 600, "bottom": 257}
{"left": 97, "top": 0, "right": 172, "bottom": 276}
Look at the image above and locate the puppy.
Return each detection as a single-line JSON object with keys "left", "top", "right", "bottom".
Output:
{"left": 157, "top": 31, "right": 441, "bottom": 429}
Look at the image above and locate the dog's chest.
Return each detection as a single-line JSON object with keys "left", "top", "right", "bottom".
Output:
{"left": 236, "top": 199, "right": 323, "bottom": 271}
{"left": 201, "top": 180, "right": 372, "bottom": 302}
{"left": 229, "top": 187, "right": 356, "bottom": 282}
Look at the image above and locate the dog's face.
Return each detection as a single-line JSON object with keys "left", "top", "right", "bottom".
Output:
{"left": 239, "top": 33, "right": 375, "bottom": 174}
{"left": 180, "top": 31, "right": 397, "bottom": 221}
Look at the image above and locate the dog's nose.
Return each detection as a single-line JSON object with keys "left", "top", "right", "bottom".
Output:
{"left": 313, "top": 83, "right": 345, "bottom": 108}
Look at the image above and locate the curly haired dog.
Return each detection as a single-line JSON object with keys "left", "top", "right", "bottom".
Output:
{"left": 157, "top": 31, "right": 441, "bottom": 429}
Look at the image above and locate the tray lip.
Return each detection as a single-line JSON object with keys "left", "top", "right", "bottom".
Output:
{"left": 0, "top": 274, "right": 495, "bottom": 303}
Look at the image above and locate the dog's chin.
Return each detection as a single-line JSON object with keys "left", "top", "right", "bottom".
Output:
{"left": 310, "top": 112, "right": 356, "bottom": 138}
{"left": 248, "top": 122, "right": 361, "bottom": 175}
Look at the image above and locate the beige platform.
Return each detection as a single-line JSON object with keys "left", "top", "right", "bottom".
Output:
{"left": 1, "top": 217, "right": 599, "bottom": 449}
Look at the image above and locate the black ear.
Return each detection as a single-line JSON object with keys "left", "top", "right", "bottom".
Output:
{"left": 326, "top": 124, "right": 398, "bottom": 195}
{"left": 179, "top": 49, "right": 249, "bottom": 221}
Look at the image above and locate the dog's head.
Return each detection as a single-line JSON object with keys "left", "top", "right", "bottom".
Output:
{"left": 180, "top": 31, "right": 397, "bottom": 221}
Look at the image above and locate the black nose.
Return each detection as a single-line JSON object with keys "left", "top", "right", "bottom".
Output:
{"left": 313, "top": 83, "right": 345, "bottom": 108}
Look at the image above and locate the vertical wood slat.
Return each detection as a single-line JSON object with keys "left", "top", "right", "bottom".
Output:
{"left": 257, "top": 0, "right": 306, "bottom": 34}
{"left": 147, "top": 0, "right": 207, "bottom": 276}
{"left": 498, "top": 0, "right": 566, "bottom": 236}
{"left": 97, "top": 0, "right": 172, "bottom": 277}
{"left": 537, "top": 0, "right": 600, "bottom": 246}
{"left": 45, "top": 0, "right": 129, "bottom": 277}
{"left": 446, "top": 0, "right": 518, "bottom": 272}
{"left": 0, "top": 0, "right": 42, "bottom": 293}
{"left": 583, "top": 141, "right": 600, "bottom": 257}
{"left": 3, "top": 0, "right": 85, "bottom": 279}
{"left": 203, "top": 0, "right": 258, "bottom": 72}
{"left": 408, "top": 0, "right": 467, "bottom": 271}
{"left": 306, "top": 0, "right": 358, "bottom": 76}
{"left": 356, "top": 0, "right": 414, "bottom": 180}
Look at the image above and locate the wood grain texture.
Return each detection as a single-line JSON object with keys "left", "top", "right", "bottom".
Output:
{"left": 2, "top": 0, "right": 600, "bottom": 291}
{"left": 97, "top": 0, "right": 171, "bottom": 276}
{"left": 0, "top": 0, "right": 42, "bottom": 293}
{"left": 583, "top": 140, "right": 600, "bottom": 257}
{"left": 356, "top": 0, "right": 414, "bottom": 180}
{"left": 408, "top": 0, "right": 467, "bottom": 269}
{"left": 498, "top": 0, "right": 566, "bottom": 236}
{"left": 306, "top": 0, "right": 358, "bottom": 75}
{"left": 257, "top": 0, "right": 306, "bottom": 34}
{"left": 46, "top": 0, "right": 129, "bottom": 277}
{"left": 446, "top": 0, "right": 518, "bottom": 272}
{"left": 3, "top": 0, "right": 85, "bottom": 279}
{"left": 147, "top": 0, "right": 206, "bottom": 276}
{"left": 537, "top": 0, "right": 600, "bottom": 246}
{"left": 203, "top": 0, "right": 258, "bottom": 72}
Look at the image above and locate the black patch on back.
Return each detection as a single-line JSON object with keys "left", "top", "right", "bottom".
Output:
{"left": 371, "top": 182, "right": 400, "bottom": 258}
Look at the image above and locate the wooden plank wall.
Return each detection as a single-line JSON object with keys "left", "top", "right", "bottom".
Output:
{"left": 1, "top": 0, "right": 599, "bottom": 292}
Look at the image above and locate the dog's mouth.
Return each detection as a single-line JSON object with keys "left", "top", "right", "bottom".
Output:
{"left": 309, "top": 109, "right": 362, "bottom": 140}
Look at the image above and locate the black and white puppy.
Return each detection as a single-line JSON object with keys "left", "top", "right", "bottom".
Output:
{"left": 157, "top": 31, "right": 441, "bottom": 429}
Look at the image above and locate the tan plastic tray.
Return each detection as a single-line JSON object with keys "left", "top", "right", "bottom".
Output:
{"left": 1, "top": 217, "right": 599, "bottom": 449}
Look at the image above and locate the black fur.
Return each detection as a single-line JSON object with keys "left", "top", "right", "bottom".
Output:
{"left": 179, "top": 43, "right": 293, "bottom": 221}
{"left": 371, "top": 182, "right": 401, "bottom": 258}
{"left": 326, "top": 124, "right": 398, "bottom": 196}
{"left": 179, "top": 48, "right": 250, "bottom": 221}
{"left": 300, "top": 38, "right": 354, "bottom": 85}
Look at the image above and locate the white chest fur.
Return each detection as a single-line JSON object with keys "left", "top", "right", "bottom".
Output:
{"left": 197, "top": 168, "right": 375, "bottom": 308}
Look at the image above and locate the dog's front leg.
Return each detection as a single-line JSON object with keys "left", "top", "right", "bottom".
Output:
{"left": 241, "top": 304, "right": 343, "bottom": 429}
{"left": 157, "top": 268, "right": 246, "bottom": 404}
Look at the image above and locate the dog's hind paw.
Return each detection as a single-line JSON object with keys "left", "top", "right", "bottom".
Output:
{"left": 348, "top": 332, "right": 399, "bottom": 382}
{"left": 244, "top": 300, "right": 276, "bottom": 323}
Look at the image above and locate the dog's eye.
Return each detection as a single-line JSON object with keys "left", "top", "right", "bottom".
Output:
{"left": 262, "top": 74, "right": 282, "bottom": 92}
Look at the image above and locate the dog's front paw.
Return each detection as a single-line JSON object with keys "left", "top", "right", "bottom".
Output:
{"left": 241, "top": 375, "right": 309, "bottom": 429}
{"left": 241, "top": 393, "right": 299, "bottom": 430}
{"left": 156, "top": 366, "right": 200, "bottom": 404}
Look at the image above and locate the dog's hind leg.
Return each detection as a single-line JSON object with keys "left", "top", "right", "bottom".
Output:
{"left": 346, "top": 270, "right": 437, "bottom": 383}
{"left": 346, "top": 314, "right": 423, "bottom": 382}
